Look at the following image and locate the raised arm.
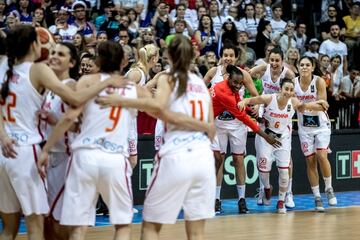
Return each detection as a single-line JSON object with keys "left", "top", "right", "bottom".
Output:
{"left": 242, "top": 69, "right": 259, "bottom": 97}
{"left": 249, "top": 64, "right": 267, "bottom": 78}
{"left": 32, "top": 63, "right": 123, "bottom": 107}
{"left": 203, "top": 67, "right": 217, "bottom": 86}
{"left": 237, "top": 95, "right": 272, "bottom": 111}
{"left": 292, "top": 97, "right": 329, "bottom": 112}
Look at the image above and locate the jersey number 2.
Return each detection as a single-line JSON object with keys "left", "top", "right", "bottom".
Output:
{"left": 190, "top": 100, "right": 204, "bottom": 121}
{"left": 0, "top": 92, "right": 16, "bottom": 123}
{"left": 105, "top": 106, "right": 122, "bottom": 132}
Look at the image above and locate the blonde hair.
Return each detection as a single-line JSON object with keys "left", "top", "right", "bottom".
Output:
{"left": 285, "top": 47, "right": 300, "bottom": 63}
{"left": 133, "top": 44, "right": 159, "bottom": 72}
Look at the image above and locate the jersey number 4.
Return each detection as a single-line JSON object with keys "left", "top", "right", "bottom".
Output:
{"left": 0, "top": 92, "right": 16, "bottom": 123}
{"left": 190, "top": 100, "right": 204, "bottom": 121}
{"left": 105, "top": 106, "right": 122, "bottom": 132}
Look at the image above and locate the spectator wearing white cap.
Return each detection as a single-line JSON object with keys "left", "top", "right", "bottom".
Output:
{"left": 114, "top": 0, "right": 144, "bottom": 15}
{"left": 49, "top": 6, "right": 78, "bottom": 43}
{"left": 304, "top": 38, "right": 321, "bottom": 59}
{"left": 71, "top": 1, "right": 97, "bottom": 43}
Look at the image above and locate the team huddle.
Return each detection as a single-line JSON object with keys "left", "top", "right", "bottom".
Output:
{"left": 0, "top": 25, "right": 336, "bottom": 240}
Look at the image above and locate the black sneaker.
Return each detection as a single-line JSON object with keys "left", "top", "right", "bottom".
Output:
{"left": 215, "top": 199, "right": 222, "bottom": 214}
{"left": 238, "top": 198, "right": 249, "bottom": 214}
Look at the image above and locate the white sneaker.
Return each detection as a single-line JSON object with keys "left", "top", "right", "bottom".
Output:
{"left": 133, "top": 207, "right": 139, "bottom": 213}
{"left": 326, "top": 188, "right": 337, "bottom": 206}
{"left": 315, "top": 197, "right": 325, "bottom": 212}
{"left": 285, "top": 192, "right": 295, "bottom": 208}
{"left": 277, "top": 200, "right": 287, "bottom": 214}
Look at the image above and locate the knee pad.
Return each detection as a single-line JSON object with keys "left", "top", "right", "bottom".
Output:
{"left": 278, "top": 168, "right": 289, "bottom": 189}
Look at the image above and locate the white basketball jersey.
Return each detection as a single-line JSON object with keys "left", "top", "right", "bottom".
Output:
{"left": 126, "top": 67, "right": 146, "bottom": 86}
{"left": 0, "top": 62, "right": 44, "bottom": 145}
{"left": 210, "top": 65, "right": 225, "bottom": 87}
{"left": 294, "top": 76, "right": 330, "bottom": 130}
{"left": 41, "top": 78, "right": 76, "bottom": 153}
{"left": 262, "top": 64, "right": 288, "bottom": 94}
{"left": 159, "top": 73, "right": 211, "bottom": 156}
{"left": 262, "top": 94, "right": 294, "bottom": 136}
{"left": 71, "top": 73, "right": 137, "bottom": 155}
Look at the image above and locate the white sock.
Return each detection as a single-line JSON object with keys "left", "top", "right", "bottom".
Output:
{"left": 311, "top": 185, "right": 321, "bottom": 198}
{"left": 237, "top": 185, "right": 246, "bottom": 199}
{"left": 287, "top": 178, "right": 293, "bottom": 193}
{"left": 259, "top": 177, "right": 264, "bottom": 190}
{"left": 279, "top": 191, "right": 286, "bottom": 201}
{"left": 216, "top": 186, "right": 221, "bottom": 199}
{"left": 323, "top": 176, "right": 332, "bottom": 191}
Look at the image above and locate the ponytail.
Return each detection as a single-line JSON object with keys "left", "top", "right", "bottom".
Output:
{"left": 1, "top": 56, "right": 15, "bottom": 100}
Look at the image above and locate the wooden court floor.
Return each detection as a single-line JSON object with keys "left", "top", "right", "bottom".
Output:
{"left": 16, "top": 206, "right": 360, "bottom": 240}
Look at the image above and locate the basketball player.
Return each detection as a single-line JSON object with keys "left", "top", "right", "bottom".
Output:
{"left": 250, "top": 47, "right": 296, "bottom": 208}
{"left": 126, "top": 44, "right": 159, "bottom": 168}
{"left": 238, "top": 78, "right": 329, "bottom": 213}
{"left": 39, "top": 42, "right": 79, "bottom": 240}
{"left": 96, "top": 35, "right": 216, "bottom": 240}
{"left": 37, "top": 41, "right": 137, "bottom": 240}
{"left": 204, "top": 44, "right": 260, "bottom": 214}
{"left": 294, "top": 56, "right": 337, "bottom": 212}
{"left": 0, "top": 25, "right": 124, "bottom": 240}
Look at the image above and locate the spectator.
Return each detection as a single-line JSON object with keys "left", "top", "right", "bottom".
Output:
{"left": 328, "top": 54, "right": 343, "bottom": 95}
{"left": 99, "top": 4, "right": 120, "bottom": 40}
{"left": 137, "top": 26, "right": 157, "bottom": 49}
{"left": 237, "top": 31, "right": 257, "bottom": 68}
{"left": 73, "top": 32, "right": 86, "bottom": 53}
{"left": 255, "top": 2, "right": 265, "bottom": 19}
{"left": 127, "top": 8, "right": 140, "bottom": 38}
{"left": 254, "top": 42, "right": 275, "bottom": 66}
{"left": 278, "top": 21, "right": 296, "bottom": 54}
{"left": 151, "top": 1, "right": 173, "bottom": 45}
{"left": 165, "top": 19, "right": 189, "bottom": 45}
{"left": 318, "top": 54, "right": 332, "bottom": 89}
{"left": 294, "top": 22, "right": 307, "bottom": 55}
{"left": 49, "top": 6, "right": 77, "bottom": 42}
{"left": 32, "top": 7, "right": 47, "bottom": 28}
{"left": 195, "top": 14, "right": 218, "bottom": 57}
{"left": 170, "top": 0, "right": 197, "bottom": 28}
{"left": 208, "top": 0, "right": 225, "bottom": 33}
{"left": 343, "top": 2, "right": 360, "bottom": 67}
{"left": 193, "top": 5, "right": 207, "bottom": 31}
{"left": 17, "top": 0, "right": 32, "bottom": 24}
{"left": 96, "top": 31, "right": 108, "bottom": 48}
{"left": 0, "top": 0, "right": 7, "bottom": 28}
{"left": 239, "top": 3, "right": 260, "bottom": 49}
{"left": 337, "top": 65, "right": 360, "bottom": 100}
{"left": 171, "top": 3, "right": 194, "bottom": 37}
{"left": 304, "top": 38, "right": 321, "bottom": 59}
{"left": 284, "top": 47, "right": 300, "bottom": 76}
{"left": 270, "top": 3, "right": 286, "bottom": 38}
{"left": 319, "top": 23, "right": 348, "bottom": 74}
{"left": 320, "top": 4, "right": 346, "bottom": 40}
{"left": 255, "top": 18, "right": 272, "bottom": 58}
{"left": 114, "top": 0, "right": 144, "bottom": 15}
{"left": 71, "top": 1, "right": 97, "bottom": 43}
{"left": 53, "top": 32, "right": 63, "bottom": 43}
{"left": 227, "top": 5, "right": 242, "bottom": 31}
{"left": 118, "top": 27, "right": 138, "bottom": 66}
{"left": 4, "top": 10, "right": 20, "bottom": 34}
{"left": 95, "top": 1, "right": 115, "bottom": 31}
{"left": 263, "top": 0, "right": 273, "bottom": 20}
{"left": 220, "top": 16, "right": 238, "bottom": 47}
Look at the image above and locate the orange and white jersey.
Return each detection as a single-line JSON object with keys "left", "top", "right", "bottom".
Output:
{"left": 71, "top": 73, "right": 137, "bottom": 155}
{"left": 262, "top": 94, "right": 294, "bottom": 137}
{"left": 262, "top": 64, "right": 288, "bottom": 94}
{"left": 0, "top": 62, "right": 44, "bottom": 145}
{"left": 41, "top": 78, "right": 76, "bottom": 153}
{"left": 294, "top": 75, "right": 330, "bottom": 130}
{"left": 159, "top": 73, "right": 211, "bottom": 156}
{"left": 126, "top": 67, "right": 147, "bottom": 86}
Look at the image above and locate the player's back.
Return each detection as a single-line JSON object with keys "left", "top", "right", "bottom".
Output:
{"left": 1, "top": 62, "right": 44, "bottom": 145}
{"left": 71, "top": 73, "right": 137, "bottom": 155}
{"left": 159, "top": 73, "right": 211, "bottom": 156}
